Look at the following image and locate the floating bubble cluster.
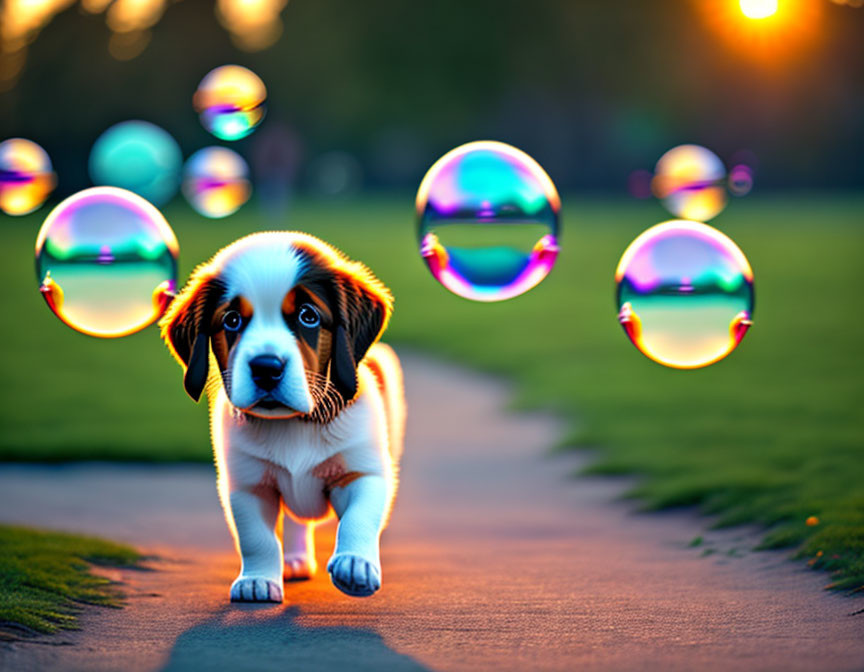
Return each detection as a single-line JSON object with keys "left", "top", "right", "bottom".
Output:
{"left": 182, "top": 146, "right": 251, "bottom": 218}
{"left": 194, "top": 65, "right": 267, "bottom": 141}
{"left": 0, "top": 138, "right": 56, "bottom": 215}
{"left": 35, "top": 187, "right": 179, "bottom": 338}
{"left": 416, "top": 140, "right": 560, "bottom": 302}
{"left": 616, "top": 220, "right": 754, "bottom": 369}
{"left": 652, "top": 144, "right": 728, "bottom": 221}
{"left": 89, "top": 121, "right": 183, "bottom": 206}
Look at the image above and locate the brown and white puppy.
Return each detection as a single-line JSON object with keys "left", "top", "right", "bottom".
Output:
{"left": 159, "top": 231, "right": 405, "bottom": 602}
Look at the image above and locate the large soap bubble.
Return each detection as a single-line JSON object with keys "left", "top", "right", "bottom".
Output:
{"left": 416, "top": 140, "right": 560, "bottom": 302}
{"left": 0, "top": 138, "right": 56, "bottom": 215}
{"left": 652, "top": 144, "right": 727, "bottom": 221}
{"left": 616, "top": 220, "right": 754, "bottom": 369}
{"left": 182, "top": 147, "right": 251, "bottom": 218}
{"left": 35, "top": 187, "right": 179, "bottom": 338}
{"left": 194, "top": 65, "right": 267, "bottom": 141}
{"left": 89, "top": 121, "right": 183, "bottom": 206}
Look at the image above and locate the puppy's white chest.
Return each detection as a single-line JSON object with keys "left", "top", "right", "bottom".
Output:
{"left": 275, "top": 468, "right": 331, "bottom": 520}
{"left": 212, "top": 388, "right": 387, "bottom": 521}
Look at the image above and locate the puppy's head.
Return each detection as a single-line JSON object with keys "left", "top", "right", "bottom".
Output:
{"left": 159, "top": 232, "right": 392, "bottom": 421}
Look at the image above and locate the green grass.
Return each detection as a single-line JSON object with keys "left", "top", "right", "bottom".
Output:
{"left": 0, "top": 525, "right": 140, "bottom": 638}
{"left": 2, "top": 195, "right": 862, "bottom": 591}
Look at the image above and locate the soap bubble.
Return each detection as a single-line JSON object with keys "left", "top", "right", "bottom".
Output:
{"left": 182, "top": 147, "right": 251, "bottom": 218}
{"left": 728, "top": 164, "right": 754, "bottom": 196}
{"left": 616, "top": 220, "right": 754, "bottom": 369}
{"left": 89, "top": 121, "right": 183, "bottom": 206}
{"left": 652, "top": 144, "right": 727, "bottom": 221}
{"left": 35, "top": 187, "right": 179, "bottom": 338}
{"left": 194, "top": 65, "right": 267, "bottom": 141}
{"left": 416, "top": 140, "right": 560, "bottom": 302}
{"left": 0, "top": 138, "right": 56, "bottom": 215}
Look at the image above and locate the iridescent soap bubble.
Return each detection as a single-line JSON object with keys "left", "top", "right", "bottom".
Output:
{"left": 89, "top": 121, "right": 183, "bottom": 206}
{"left": 616, "top": 220, "right": 754, "bottom": 369}
{"left": 416, "top": 140, "right": 560, "bottom": 302}
{"left": 194, "top": 65, "right": 267, "bottom": 141}
{"left": 35, "top": 187, "right": 179, "bottom": 338}
{"left": 182, "top": 147, "right": 251, "bottom": 218}
{"left": 0, "top": 138, "right": 56, "bottom": 215}
{"left": 728, "top": 164, "right": 754, "bottom": 196}
{"left": 652, "top": 145, "right": 727, "bottom": 221}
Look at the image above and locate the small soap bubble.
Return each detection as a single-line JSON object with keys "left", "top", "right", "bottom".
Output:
{"left": 0, "top": 138, "right": 56, "bottom": 215}
{"left": 416, "top": 140, "right": 560, "bottom": 302}
{"left": 89, "top": 121, "right": 183, "bottom": 206}
{"left": 652, "top": 144, "right": 727, "bottom": 221}
{"left": 182, "top": 147, "right": 251, "bottom": 218}
{"left": 35, "top": 187, "right": 179, "bottom": 338}
{"left": 728, "top": 164, "right": 754, "bottom": 196}
{"left": 194, "top": 65, "right": 267, "bottom": 141}
{"left": 615, "top": 220, "right": 754, "bottom": 369}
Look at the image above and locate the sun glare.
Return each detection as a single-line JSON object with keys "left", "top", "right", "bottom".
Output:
{"left": 698, "top": 0, "right": 822, "bottom": 66}
{"left": 740, "top": 0, "right": 779, "bottom": 20}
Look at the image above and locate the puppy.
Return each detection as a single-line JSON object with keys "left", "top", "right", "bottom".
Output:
{"left": 159, "top": 231, "right": 405, "bottom": 602}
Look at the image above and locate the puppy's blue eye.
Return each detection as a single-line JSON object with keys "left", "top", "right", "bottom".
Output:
{"left": 298, "top": 304, "right": 320, "bottom": 328}
{"left": 223, "top": 310, "right": 243, "bottom": 332}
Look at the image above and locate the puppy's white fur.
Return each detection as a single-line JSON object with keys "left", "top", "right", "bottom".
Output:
{"left": 161, "top": 232, "right": 404, "bottom": 602}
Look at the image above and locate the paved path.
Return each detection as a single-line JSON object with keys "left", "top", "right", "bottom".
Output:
{"left": 0, "top": 354, "right": 861, "bottom": 671}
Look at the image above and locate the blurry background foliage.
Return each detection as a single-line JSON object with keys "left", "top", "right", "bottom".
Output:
{"left": 2, "top": 0, "right": 864, "bottom": 197}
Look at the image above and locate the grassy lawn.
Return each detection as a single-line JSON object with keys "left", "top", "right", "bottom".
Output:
{"left": 0, "top": 525, "right": 139, "bottom": 638}
{"left": 1, "top": 194, "right": 862, "bottom": 591}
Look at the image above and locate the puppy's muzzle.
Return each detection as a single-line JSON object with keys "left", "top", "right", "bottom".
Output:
{"left": 249, "top": 355, "right": 285, "bottom": 392}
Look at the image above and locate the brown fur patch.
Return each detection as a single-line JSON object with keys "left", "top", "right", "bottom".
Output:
{"left": 209, "top": 295, "right": 253, "bottom": 373}
{"left": 327, "top": 471, "right": 365, "bottom": 491}
{"left": 313, "top": 454, "right": 366, "bottom": 492}
{"left": 281, "top": 289, "right": 296, "bottom": 316}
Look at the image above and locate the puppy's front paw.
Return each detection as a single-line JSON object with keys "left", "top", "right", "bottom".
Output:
{"left": 230, "top": 576, "right": 283, "bottom": 603}
{"left": 284, "top": 553, "right": 315, "bottom": 581}
{"left": 327, "top": 553, "right": 381, "bottom": 597}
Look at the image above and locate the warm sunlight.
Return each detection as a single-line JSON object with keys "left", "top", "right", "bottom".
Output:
{"left": 698, "top": 0, "right": 823, "bottom": 66}
{"left": 739, "top": 0, "right": 779, "bottom": 20}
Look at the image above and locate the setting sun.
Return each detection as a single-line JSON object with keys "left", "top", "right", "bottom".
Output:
{"left": 740, "top": 0, "right": 779, "bottom": 20}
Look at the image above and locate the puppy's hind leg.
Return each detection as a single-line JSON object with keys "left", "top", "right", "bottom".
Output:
{"left": 228, "top": 486, "right": 284, "bottom": 603}
{"left": 283, "top": 515, "right": 316, "bottom": 581}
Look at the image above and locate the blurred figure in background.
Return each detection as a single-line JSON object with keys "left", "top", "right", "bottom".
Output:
{"left": 250, "top": 120, "right": 302, "bottom": 219}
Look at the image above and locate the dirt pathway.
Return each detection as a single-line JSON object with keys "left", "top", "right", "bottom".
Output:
{"left": 0, "top": 353, "right": 861, "bottom": 671}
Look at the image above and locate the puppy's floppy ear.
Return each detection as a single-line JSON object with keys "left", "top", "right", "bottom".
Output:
{"left": 159, "top": 267, "right": 225, "bottom": 402}
{"left": 329, "top": 269, "right": 393, "bottom": 400}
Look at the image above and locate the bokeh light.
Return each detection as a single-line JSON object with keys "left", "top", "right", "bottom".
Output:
{"left": 740, "top": 0, "right": 778, "bottom": 20}
{"left": 182, "top": 147, "right": 251, "bottom": 218}
{"left": 216, "top": 0, "right": 290, "bottom": 51}
{"left": 1, "top": 0, "right": 288, "bottom": 90}
{"left": 615, "top": 220, "right": 754, "bottom": 369}
{"left": 652, "top": 144, "right": 727, "bottom": 222}
{"left": 0, "top": 138, "right": 56, "bottom": 215}
{"left": 35, "top": 187, "right": 178, "bottom": 338}
{"left": 416, "top": 140, "right": 560, "bottom": 302}
{"left": 194, "top": 65, "right": 267, "bottom": 141}
{"left": 89, "top": 121, "right": 182, "bottom": 206}
{"left": 0, "top": 0, "right": 74, "bottom": 91}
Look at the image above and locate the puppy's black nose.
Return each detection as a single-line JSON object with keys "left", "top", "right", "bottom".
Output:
{"left": 249, "top": 355, "right": 285, "bottom": 391}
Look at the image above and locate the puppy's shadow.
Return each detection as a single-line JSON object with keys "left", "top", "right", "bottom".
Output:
{"left": 160, "top": 605, "right": 430, "bottom": 672}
